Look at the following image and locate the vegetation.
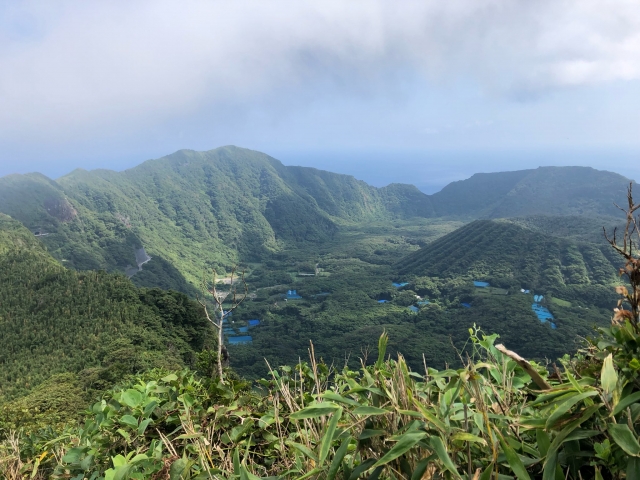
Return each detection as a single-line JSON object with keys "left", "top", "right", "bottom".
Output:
{"left": 2, "top": 149, "right": 640, "bottom": 478}
{"left": 0, "top": 214, "right": 212, "bottom": 403}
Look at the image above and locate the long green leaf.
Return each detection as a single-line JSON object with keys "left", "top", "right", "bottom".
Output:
{"left": 327, "top": 438, "right": 350, "bottom": 480}
{"left": 495, "top": 428, "right": 531, "bottom": 480}
{"left": 290, "top": 402, "right": 339, "bottom": 420}
{"left": 545, "top": 390, "right": 597, "bottom": 429}
{"left": 411, "top": 398, "right": 446, "bottom": 433}
{"left": 286, "top": 441, "right": 318, "bottom": 462}
{"left": 609, "top": 423, "right": 640, "bottom": 456}
{"left": 451, "top": 432, "right": 487, "bottom": 446}
{"left": 372, "top": 432, "right": 427, "bottom": 468}
{"left": 627, "top": 457, "right": 640, "bottom": 478}
{"left": 322, "top": 391, "right": 360, "bottom": 407}
{"left": 613, "top": 390, "right": 640, "bottom": 416}
{"left": 319, "top": 407, "right": 343, "bottom": 464}
{"left": 429, "top": 436, "right": 461, "bottom": 478}
{"left": 348, "top": 458, "right": 376, "bottom": 480}
{"left": 353, "top": 406, "right": 389, "bottom": 416}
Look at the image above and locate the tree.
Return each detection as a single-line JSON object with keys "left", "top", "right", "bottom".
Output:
{"left": 197, "top": 268, "right": 247, "bottom": 383}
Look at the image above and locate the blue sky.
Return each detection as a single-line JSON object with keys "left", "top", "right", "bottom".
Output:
{"left": 1, "top": 1, "right": 639, "bottom": 191}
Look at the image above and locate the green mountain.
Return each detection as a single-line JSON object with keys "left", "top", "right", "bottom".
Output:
{"left": 430, "top": 166, "right": 633, "bottom": 218}
{"left": 0, "top": 214, "right": 210, "bottom": 401}
{"left": 0, "top": 147, "right": 437, "bottom": 289}
{"left": 397, "top": 219, "right": 619, "bottom": 305}
{"left": 0, "top": 147, "right": 633, "bottom": 293}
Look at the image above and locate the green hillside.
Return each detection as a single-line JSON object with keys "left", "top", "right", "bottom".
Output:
{"left": 397, "top": 219, "right": 618, "bottom": 293}
{"left": 0, "top": 214, "right": 211, "bottom": 401}
{"left": 430, "top": 166, "right": 633, "bottom": 218}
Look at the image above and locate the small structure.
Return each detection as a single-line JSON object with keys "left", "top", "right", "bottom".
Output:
{"left": 461, "top": 302, "right": 472, "bottom": 308}
{"left": 408, "top": 305, "right": 419, "bottom": 313}
{"left": 473, "top": 281, "right": 490, "bottom": 288}
{"left": 417, "top": 300, "right": 430, "bottom": 305}
{"left": 248, "top": 319, "right": 261, "bottom": 326}
{"left": 377, "top": 299, "right": 389, "bottom": 304}
{"left": 286, "top": 289, "right": 302, "bottom": 300}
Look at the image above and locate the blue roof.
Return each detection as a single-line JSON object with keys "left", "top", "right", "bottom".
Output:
{"left": 408, "top": 305, "right": 419, "bottom": 313}
{"left": 473, "top": 281, "right": 490, "bottom": 288}
{"left": 378, "top": 299, "right": 389, "bottom": 303}
{"left": 286, "top": 289, "right": 302, "bottom": 299}
{"left": 248, "top": 319, "right": 261, "bottom": 326}
{"left": 461, "top": 302, "right": 472, "bottom": 308}
{"left": 392, "top": 282, "right": 409, "bottom": 288}
{"left": 417, "top": 300, "right": 430, "bottom": 305}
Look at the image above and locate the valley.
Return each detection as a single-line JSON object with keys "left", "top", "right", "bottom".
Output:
{"left": 0, "top": 146, "right": 631, "bottom": 390}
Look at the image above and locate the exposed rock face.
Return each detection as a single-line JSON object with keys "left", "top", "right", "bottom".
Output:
{"left": 43, "top": 196, "right": 77, "bottom": 222}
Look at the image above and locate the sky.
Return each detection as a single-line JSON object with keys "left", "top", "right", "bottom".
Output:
{"left": 1, "top": 1, "right": 639, "bottom": 192}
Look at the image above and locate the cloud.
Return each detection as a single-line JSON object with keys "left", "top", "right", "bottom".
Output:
{"left": 0, "top": 0, "right": 639, "bottom": 151}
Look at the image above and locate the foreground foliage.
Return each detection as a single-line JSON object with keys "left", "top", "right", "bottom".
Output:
{"left": 1, "top": 317, "right": 639, "bottom": 479}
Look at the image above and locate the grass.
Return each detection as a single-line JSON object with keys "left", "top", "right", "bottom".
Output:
{"left": 550, "top": 296, "right": 572, "bottom": 307}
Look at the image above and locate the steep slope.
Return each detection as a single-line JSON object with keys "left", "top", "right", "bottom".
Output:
{"left": 0, "top": 215, "right": 210, "bottom": 401}
{"left": 397, "top": 219, "right": 619, "bottom": 296}
{"left": 430, "top": 166, "right": 633, "bottom": 218}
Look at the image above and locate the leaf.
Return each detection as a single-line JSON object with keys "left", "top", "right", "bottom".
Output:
{"left": 359, "top": 429, "right": 386, "bottom": 440}
{"left": 411, "top": 398, "right": 446, "bottom": 433}
{"left": 121, "top": 389, "right": 142, "bottom": 408}
{"left": 601, "top": 354, "right": 618, "bottom": 394}
{"left": 353, "top": 406, "right": 388, "bottom": 416}
{"left": 161, "top": 373, "right": 178, "bottom": 382}
{"left": 290, "top": 402, "right": 340, "bottom": 420}
{"left": 322, "top": 391, "right": 360, "bottom": 407}
{"left": 372, "top": 431, "right": 427, "bottom": 467}
{"left": 411, "top": 458, "right": 432, "bottom": 480}
{"left": 113, "top": 464, "right": 132, "bottom": 480}
{"left": 628, "top": 457, "right": 640, "bottom": 478}
{"left": 429, "top": 436, "right": 461, "bottom": 478}
{"left": 169, "top": 457, "right": 188, "bottom": 480}
{"left": 319, "top": 407, "right": 342, "bottom": 464}
{"left": 536, "top": 430, "right": 550, "bottom": 457}
{"left": 348, "top": 458, "right": 376, "bottom": 480}
{"left": 286, "top": 441, "right": 318, "bottom": 462}
{"left": 494, "top": 428, "right": 531, "bottom": 480}
{"left": 120, "top": 415, "right": 138, "bottom": 429}
{"left": 613, "top": 390, "right": 640, "bottom": 416}
{"left": 609, "top": 423, "right": 640, "bottom": 456}
{"left": 479, "top": 462, "right": 494, "bottom": 480}
{"left": 111, "top": 454, "right": 126, "bottom": 467}
{"left": 327, "top": 438, "right": 350, "bottom": 480}
{"left": 239, "top": 464, "right": 262, "bottom": 480}
{"left": 545, "top": 390, "right": 598, "bottom": 429}
{"left": 138, "top": 418, "right": 153, "bottom": 435}
{"left": 376, "top": 332, "right": 388, "bottom": 369}
{"left": 451, "top": 432, "right": 487, "bottom": 446}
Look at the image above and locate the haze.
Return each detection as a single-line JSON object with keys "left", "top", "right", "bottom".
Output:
{"left": 1, "top": 1, "right": 639, "bottom": 191}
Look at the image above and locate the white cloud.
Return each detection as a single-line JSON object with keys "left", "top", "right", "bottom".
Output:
{"left": 0, "top": 0, "right": 639, "bottom": 148}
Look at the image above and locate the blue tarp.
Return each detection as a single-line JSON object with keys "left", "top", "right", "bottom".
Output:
{"left": 534, "top": 295, "right": 544, "bottom": 302}
{"left": 248, "top": 319, "right": 261, "bottom": 326}
{"left": 473, "top": 281, "right": 490, "bottom": 288}
{"left": 286, "top": 289, "right": 302, "bottom": 299}
{"left": 378, "top": 299, "right": 389, "bottom": 303}
{"left": 408, "top": 305, "right": 419, "bottom": 313}
{"left": 461, "top": 302, "right": 472, "bottom": 308}
{"left": 228, "top": 336, "right": 252, "bottom": 344}
{"left": 417, "top": 300, "right": 430, "bottom": 305}
{"left": 532, "top": 303, "right": 556, "bottom": 328}
{"left": 392, "top": 282, "right": 409, "bottom": 288}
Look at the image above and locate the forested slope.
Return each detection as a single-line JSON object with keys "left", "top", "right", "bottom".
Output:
{"left": 397, "top": 219, "right": 619, "bottom": 304}
{"left": 0, "top": 215, "right": 210, "bottom": 401}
